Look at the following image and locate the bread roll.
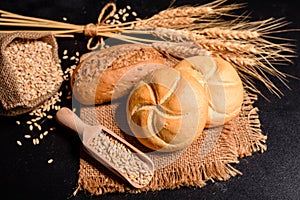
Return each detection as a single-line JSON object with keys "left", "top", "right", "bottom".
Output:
{"left": 71, "top": 44, "right": 176, "bottom": 105}
{"left": 174, "top": 56, "right": 244, "bottom": 128}
{"left": 127, "top": 67, "right": 208, "bottom": 152}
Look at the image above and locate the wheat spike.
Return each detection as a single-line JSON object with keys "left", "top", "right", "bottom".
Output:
{"left": 200, "top": 28, "right": 260, "bottom": 40}
{"left": 152, "top": 41, "right": 211, "bottom": 59}
{"left": 150, "top": 0, "right": 245, "bottom": 19}
{"left": 138, "top": 17, "right": 197, "bottom": 29}
{"left": 135, "top": 0, "right": 245, "bottom": 30}
{"left": 197, "top": 38, "right": 259, "bottom": 54}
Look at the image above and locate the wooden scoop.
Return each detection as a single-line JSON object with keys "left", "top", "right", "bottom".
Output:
{"left": 56, "top": 107, "right": 154, "bottom": 188}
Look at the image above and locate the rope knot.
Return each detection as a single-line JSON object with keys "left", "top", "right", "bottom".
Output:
{"left": 84, "top": 23, "right": 98, "bottom": 37}
{"left": 85, "top": 3, "right": 117, "bottom": 50}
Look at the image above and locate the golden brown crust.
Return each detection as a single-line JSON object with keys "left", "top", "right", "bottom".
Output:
{"left": 127, "top": 67, "right": 208, "bottom": 152}
{"left": 175, "top": 56, "right": 244, "bottom": 128}
{"left": 71, "top": 44, "right": 176, "bottom": 105}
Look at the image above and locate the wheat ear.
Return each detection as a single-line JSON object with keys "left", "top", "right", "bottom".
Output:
{"left": 135, "top": 0, "right": 244, "bottom": 29}
{"left": 150, "top": 0, "right": 245, "bottom": 19}
{"left": 152, "top": 41, "right": 211, "bottom": 59}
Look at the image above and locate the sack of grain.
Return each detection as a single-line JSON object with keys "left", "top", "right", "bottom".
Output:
{"left": 0, "top": 32, "right": 63, "bottom": 116}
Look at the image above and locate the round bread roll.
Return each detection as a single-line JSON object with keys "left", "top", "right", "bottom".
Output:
{"left": 174, "top": 55, "right": 244, "bottom": 128}
{"left": 71, "top": 44, "right": 176, "bottom": 105}
{"left": 127, "top": 67, "right": 208, "bottom": 152}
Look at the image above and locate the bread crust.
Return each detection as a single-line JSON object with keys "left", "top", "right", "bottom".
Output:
{"left": 71, "top": 44, "right": 176, "bottom": 105}
{"left": 127, "top": 67, "right": 208, "bottom": 152}
{"left": 174, "top": 56, "right": 244, "bottom": 128}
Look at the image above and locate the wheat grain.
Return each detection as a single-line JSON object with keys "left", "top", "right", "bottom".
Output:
{"left": 132, "top": 11, "right": 137, "bottom": 17}
{"left": 3, "top": 39, "right": 63, "bottom": 103}
{"left": 24, "top": 135, "right": 31, "bottom": 139}
{"left": 17, "top": 140, "right": 22, "bottom": 146}
{"left": 90, "top": 129, "right": 153, "bottom": 186}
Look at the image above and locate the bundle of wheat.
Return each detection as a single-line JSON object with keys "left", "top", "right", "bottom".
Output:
{"left": 0, "top": 0, "right": 296, "bottom": 97}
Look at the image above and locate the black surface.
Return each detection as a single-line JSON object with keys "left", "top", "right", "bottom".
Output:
{"left": 0, "top": 0, "right": 300, "bottom": 199}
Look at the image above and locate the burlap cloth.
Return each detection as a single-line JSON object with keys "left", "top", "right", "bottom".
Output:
{"left": 76, "top": 92, "right": 267, "bottom": 195}
{"left": 0, "top": 32, "right": 62, "bottom": 116}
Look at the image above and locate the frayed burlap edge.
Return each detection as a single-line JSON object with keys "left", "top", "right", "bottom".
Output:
{"left": 75, "top": 92, "right": 266, "bottom": 196}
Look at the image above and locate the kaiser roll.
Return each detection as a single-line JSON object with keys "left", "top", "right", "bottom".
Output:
{"left": 174, "top": 55, "right": 244, "bottom": 128}
{"left": 127, "top": 67, "right": 208, "bottom": 152}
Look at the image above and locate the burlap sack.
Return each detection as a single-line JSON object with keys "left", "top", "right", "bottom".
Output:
{"left": 0, "top": 32, "right": 62, "bottom": 116}
{"left": 75, "top": 92, "right": 267, "bottom": 195}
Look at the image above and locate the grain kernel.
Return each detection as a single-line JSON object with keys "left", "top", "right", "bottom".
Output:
{"left": 17, "top": 140, "right": 22, "bottom": 146}
{"left": 89, "top": 129, "right": 153, "bottom": 186}
{"left": 43, "top": 131, "right": 48, "bottom": 136}
{"left": 4, "top": 39, "right": 63, "bottom": 107}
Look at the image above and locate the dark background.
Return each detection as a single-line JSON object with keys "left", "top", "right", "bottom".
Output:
{"left": 0, "top": 0, "right": 299, "bottom": 199}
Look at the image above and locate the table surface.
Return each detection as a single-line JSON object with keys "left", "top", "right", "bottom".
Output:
{"left": 0, "top": 0, "right": 299, "bottom": 199}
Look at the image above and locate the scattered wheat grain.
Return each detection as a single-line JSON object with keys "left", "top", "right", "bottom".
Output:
{"left": 17, "top": 140, "right": 22, "bottom": 146}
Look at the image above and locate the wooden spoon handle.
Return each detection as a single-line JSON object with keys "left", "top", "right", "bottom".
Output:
{"left": 56, "top": 107, "right": 86, "bottom": 138}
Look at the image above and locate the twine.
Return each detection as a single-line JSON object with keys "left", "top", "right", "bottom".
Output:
{"left": 84, "top": 3, "right": 117, "bottom": 50}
